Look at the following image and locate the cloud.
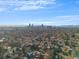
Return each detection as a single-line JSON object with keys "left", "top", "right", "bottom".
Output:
{"left": 52, "top": 15, "right": 79, "bottom": 22}
{"left": 0, "top": 0, "right": 56, "bottom": 11}
{"left": 26, "top": 15, "right": 79, "bottom": 25}
{"left": 49, "top": 15, "right": 79, "bottom": 25}
{"left": 0, "top": 8, "right": 7, "bottom": 12}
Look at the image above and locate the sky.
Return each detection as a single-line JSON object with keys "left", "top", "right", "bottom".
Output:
{"left": 0, "top": 0, "right": 79, "bottom": 26}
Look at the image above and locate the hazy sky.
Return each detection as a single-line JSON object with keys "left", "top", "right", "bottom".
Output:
{"left": 0, "top": 0, "right": 79, "bottom": 26}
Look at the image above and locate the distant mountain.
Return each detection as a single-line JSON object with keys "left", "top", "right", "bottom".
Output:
{"left": 59, "top": 25, "right": 79, "bottom": 28}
